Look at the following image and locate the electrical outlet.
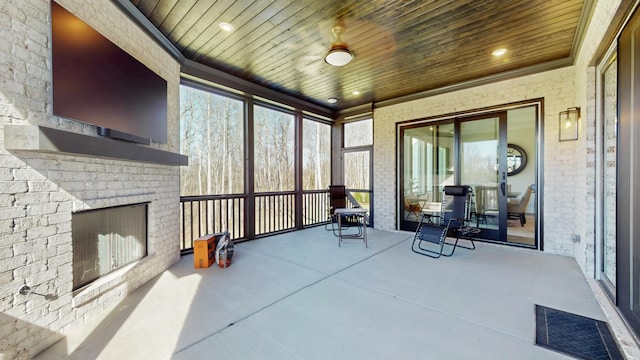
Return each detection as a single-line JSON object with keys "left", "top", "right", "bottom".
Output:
{"left": 572, "top": 234, "right": 581, "bottom": 243}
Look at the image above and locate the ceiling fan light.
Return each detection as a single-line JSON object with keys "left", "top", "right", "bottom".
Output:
{"left": 325, "top": 47, "right": 354, "bottom": 66}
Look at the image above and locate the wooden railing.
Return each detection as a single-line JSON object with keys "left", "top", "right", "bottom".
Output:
{"left": 254, "top": 192, "right": 296, "bottom": 236}
{"left": 180, "top": 194, "right": 245, "bottom": 253}
{"left": 179, "top": 189, "right": 372, "bottom": 253}
{"left": 302, "top": 190, "right": 329, "bottom": 226}
{"left": 181, "top": 190, "right": 347, "bottom": 253}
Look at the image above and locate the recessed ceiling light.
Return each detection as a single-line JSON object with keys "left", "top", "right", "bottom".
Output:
{"left": 352, "top": 90, "right": 360, "bottom": 95}
{"left": 327, "top": 98, "right": 338, "bottom": 104}
{"left": 492, "top": 48, "right": 507, "bottom": 57}
{"left": 219, "top": 22, "right": 234, "bottom": 32}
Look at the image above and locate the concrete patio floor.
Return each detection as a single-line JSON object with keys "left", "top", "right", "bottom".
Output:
{"left": 37, "top": 227, "right": 615, "bottom": 359}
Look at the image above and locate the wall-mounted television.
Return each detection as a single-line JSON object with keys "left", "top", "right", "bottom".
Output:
{"left": 51, "top": 1, "right": 167, "bottom": 144}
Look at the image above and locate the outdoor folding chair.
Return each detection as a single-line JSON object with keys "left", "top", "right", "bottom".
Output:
{"left": 411, "top": 185, "right": 477, "bottom": 258}
{"left": 325, "top": 185, "right": 364, "bottom": 237}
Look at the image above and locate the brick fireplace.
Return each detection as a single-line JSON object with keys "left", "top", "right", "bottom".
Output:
{"left": 0, "top": 0, "right": 185, "bottom": 358}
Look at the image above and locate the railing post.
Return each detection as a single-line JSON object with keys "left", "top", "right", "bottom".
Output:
{"left": 246, "top": 99, "right": 256, "bottom": 239}
{"left": 294, "top": 109, "right": 304, "bottom": 230}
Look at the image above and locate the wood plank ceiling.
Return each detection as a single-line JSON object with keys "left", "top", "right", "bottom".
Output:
{"left": 129, "top": 0, "right": 588, "bottom": 112}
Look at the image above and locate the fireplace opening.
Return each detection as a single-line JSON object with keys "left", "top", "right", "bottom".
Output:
{"left": 72, "top": 202, "right": 148, "bottom": 290}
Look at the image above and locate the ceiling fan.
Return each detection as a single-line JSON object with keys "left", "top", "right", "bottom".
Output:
{"left": 324, "top": 19, "right": 354, "bottom": 67}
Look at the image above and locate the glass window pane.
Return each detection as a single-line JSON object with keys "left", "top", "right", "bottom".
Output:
{"left": 302, "top": 119, "right": 331, "bottom": 190}
{"left": 179, "top": 85, "right": 245, "bottom": 195}
{"left": 343, "top": 150, "right": 371, "bottom": 217}
{"left": 344, "top": 118, "right": 373, "bottom": 147}
{"left": 460, "top": 119, "right": 499, "bottom": 186}
{"left": 460, "top": 118, "right": 500, "bottom": 233}
{"left": 344, "top": 151, "right": 370, "bottom": 190}
{"left": 403, "top": 124, "right": 454, "bottom": 200}
{"left": 254, "top": 105, "right": 295, "bottom": 192}
{"left": 401, "top": 124, "right": 454, "bottom": 223}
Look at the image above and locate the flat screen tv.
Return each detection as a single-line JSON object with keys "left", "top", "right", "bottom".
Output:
{"left": 51, "top": 1, "right": 167, "bottom": 144}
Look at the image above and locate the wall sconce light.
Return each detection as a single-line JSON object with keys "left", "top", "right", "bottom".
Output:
{"left": 559, "top": 107, "right": 580, "bottom": 141}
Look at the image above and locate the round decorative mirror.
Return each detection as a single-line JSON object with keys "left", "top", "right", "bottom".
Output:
{"left": 507, "top": 143, "right": 527, "bottom": 176}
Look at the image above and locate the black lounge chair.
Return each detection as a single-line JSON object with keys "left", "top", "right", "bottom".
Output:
{"left": 411, "top": 185, "right": 477, "bottom": 258}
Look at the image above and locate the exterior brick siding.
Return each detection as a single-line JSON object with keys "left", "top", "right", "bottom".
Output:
{"left": 0, "top": 0, "right": 181, "bottom": 358}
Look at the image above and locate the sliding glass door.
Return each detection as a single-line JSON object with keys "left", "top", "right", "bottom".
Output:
{"left": 460, "top": 114, "right": 508, "bottom": 242}
{"left": 615, "top": 7, "right": 640, "bottom": 334}
{"left": 399, "top": 107, "right": 537, "bottom": 246}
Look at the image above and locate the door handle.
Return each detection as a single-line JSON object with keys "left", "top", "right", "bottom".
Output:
{"left": 500, "top": 182, "right": 506, "bottom": 197}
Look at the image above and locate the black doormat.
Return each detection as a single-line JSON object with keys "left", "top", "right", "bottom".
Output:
{"left": 535, "top": 305, "right": 623, "bottom": 359}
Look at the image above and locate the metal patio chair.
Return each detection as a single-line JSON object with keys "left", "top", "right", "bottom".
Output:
{"left": 325, "top": 185, "right": 364, "bottom": 237}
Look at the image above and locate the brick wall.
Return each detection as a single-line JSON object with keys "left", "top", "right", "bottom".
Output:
{"left": 571, "top": 0, "right": 622, "bottom": 275}
{"left": 0, "top": 1, "right": 181, "bottom": 358}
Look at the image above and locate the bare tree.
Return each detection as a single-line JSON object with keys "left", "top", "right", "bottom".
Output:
{"left": 181, "top": 86, "right": 332, "bottom": 197}
{"left": 180, "top": 86, "right": 244, "bottom": 196}
{"left": 302, "top": 119, "right": 331, "bottom": 190}
{"left": 254, "top": 106, "right": 294, "bottom": 192}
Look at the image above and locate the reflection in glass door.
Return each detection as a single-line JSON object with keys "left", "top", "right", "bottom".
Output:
{"left": 460, "top": 116, "right": 508, "bottom": 242}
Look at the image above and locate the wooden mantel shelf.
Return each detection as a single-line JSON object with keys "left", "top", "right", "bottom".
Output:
{"left": 4, "top": 125, "right": 188, "bottom": 166}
